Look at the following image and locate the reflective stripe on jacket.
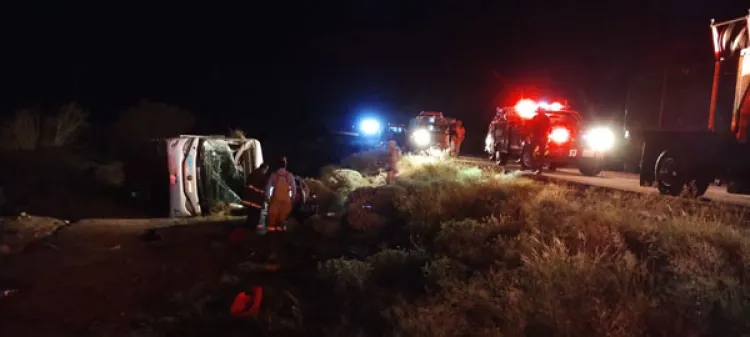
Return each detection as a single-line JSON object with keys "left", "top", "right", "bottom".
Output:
{"left": 266, "top": 168, "right": 297, "bottom": 201}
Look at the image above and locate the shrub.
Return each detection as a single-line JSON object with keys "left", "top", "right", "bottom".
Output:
{"left": 2, "top": 108, "right": 41, "bottom": 150}
{"left": 318, "top": 258, "right": 373, "bottom": 294}
{"left": 342, "top": 149, "right": 388, "bottom": 176}
{"left": 48, "top": 102, "right": 88, "bottom": 147}
{"left": 321, "top": 168, "right": 370, "bottom": 196}
{"left": 1, "top": 103, "right": 88, "bottom": 151}
{"left": 118, "top": 156, "right": 750, "bottom": 337}
{"left": 345, "top": 185, "right": 405, "bottom": 234}
{"left": 305, "top": 178, "right": 346, "bottom": 214}
{"left": 314, "top": 157, "right": 750, "bottom": 337}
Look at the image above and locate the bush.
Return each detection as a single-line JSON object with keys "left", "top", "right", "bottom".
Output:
{"left": 308, "top": 157, "right": 750, "bottom": 337}
{"left": 125, "top": 156, "right": 750, "bottom": 337}
{"left": 345, "top": 185, "right": 405, "bottom": 234}
{"left": 1, "top": 103, "right": 88, "bottom": 151}
{"left": 47, "top": 102, "right": 88, "bottom": 147}
{"left": 321, "top": 168, "right": 370, "bottom": 195}
{"left": 2, "top": 109, "right": 41, "bottom": 150}
{"left": 342, "top": 149, "right": 388, "bottom": 176}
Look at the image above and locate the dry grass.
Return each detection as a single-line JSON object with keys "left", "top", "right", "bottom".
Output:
{"left": 127, "top": 154, "right": 750, "bottom": 337}
{"left": 309, "top": 156, "right": 750, "bottom": 337}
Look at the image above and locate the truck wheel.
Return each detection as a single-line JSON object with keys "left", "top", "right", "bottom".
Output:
{"left": 654, "top": 150, "right": 684, "bottom": 196}
{"left": 654, "top": 150, "right": 711, "bottom": 198}
{"left": 548, "top": 163, "right": 558, "bottom": 172}
{"left": 577, "top": 159, "right": 603, "bottom": 176}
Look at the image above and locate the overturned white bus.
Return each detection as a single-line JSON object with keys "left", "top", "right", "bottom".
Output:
{"left": 124, "top": 135, "right": 264, "bottom": 217}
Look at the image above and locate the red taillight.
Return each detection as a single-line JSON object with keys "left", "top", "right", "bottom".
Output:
{"left": 549, "top": 127, "right": 570, "bottom": 144}
{"left": 514, "top": 99, "right": 537, "bottom": 119}
{"left": 170, "top": 174, "right": 177, "bottom": 185}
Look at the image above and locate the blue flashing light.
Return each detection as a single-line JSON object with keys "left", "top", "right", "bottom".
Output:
{"left": 359, "top": 118, "right": 382, "bottom": 136}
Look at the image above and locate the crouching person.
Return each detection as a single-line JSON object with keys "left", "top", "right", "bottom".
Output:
{"left": 266, "top": 157, "right": 296, "bottom": 232}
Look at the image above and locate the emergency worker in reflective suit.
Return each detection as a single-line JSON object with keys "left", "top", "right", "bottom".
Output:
{"left": 265, "top": 157, "right": 297, "bottom": 231}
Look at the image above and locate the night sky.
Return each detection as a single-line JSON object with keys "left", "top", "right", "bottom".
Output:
{"left": 0, "top": 1, "right": 748, "bottom": 140}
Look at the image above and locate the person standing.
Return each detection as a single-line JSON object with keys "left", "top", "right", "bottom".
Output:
{"left": 243, "top": 163, "right": 269, "bottom": 230}
{"left": 453, "top": 120, "right": 466, "bottom": 156}
{"left": 529, "top": 110, "right": 551, "bottom": 174}
{"left": 265, "top": 157, "right": 296, "bottom": 231}
{"left": 386, "top": 140, "right": 402, "bottom": 184}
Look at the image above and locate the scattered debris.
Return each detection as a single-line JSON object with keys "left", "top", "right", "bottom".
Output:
{"left": 228, "top": 227, "right": 248, "bottom": 245}
{"left": 237, "top": 261, "right": 281, "bottom": 273}
{"left": 140, "top": 229, "right": 161, "bottom": 242}
{"left": 0, "top": 288, "right": 18, "bottom": 299}
{"left": 230, "top": 286, "right": 263, "bottom": 318}
{"left": 220, "top": 273, "right": 240, "bottom": 285}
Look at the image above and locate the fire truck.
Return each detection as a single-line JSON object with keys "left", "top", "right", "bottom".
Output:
{"left": 485, "top": 99, "right": 618, "bottom": 176}
{"left": 638, "top": 12, "right": 750, "bottom": 198}
{"left": 406, "top": 111, "right": 460, "bottom": 156}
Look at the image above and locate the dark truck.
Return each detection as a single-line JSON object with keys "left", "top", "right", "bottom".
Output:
{"left": 639, "top": 12, "right": 750, "bottom": 197}
{"left": 405, "top": 111, "right": 459, "bottom": 156}
{"left": 486, "top": 100, "right": 617, "bottom": 176}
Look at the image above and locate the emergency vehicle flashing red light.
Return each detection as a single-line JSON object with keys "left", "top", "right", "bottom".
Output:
{"left": 514, "top": 99, "right": 565, "bottom": 119}
{"left": 540, "top": 102, "right": 564, "bottom": 111}
{"left": 549, "top": 126, "right": 570, "bottom": 144}
{"left": 514, "top": 99, "right": 538, "bottom": 119}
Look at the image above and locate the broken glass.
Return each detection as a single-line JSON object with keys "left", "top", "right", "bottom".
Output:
{"left": 200, "top": 139, "right": 247, "bottom": 213}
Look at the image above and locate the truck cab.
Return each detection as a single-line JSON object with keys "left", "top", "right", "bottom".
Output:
{"left": 639, "top": 12, "right": 750, "bottom": 197}
{"left": 406, "top": 111, "right": 458, "bottom": 156}
{"left": 486, "top": 99, "right": 617, "bottom": 176}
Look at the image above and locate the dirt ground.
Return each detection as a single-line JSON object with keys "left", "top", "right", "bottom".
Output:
{"left": 0, "top": 216, "right": 251, "bottom": 337}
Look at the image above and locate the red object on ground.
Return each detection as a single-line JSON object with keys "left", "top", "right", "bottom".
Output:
{"left": 228, "top": 228, "right": 247, "bottom": 245}
{"left": 230, "top": 286, "right": 263, "bottom": 318}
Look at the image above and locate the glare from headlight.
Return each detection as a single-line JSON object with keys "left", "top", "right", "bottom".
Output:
{"left": 583, "top": 127, "right": 615, "bottom": 151}
{"left": 359, "top": 118, "right": 381, "bottom": 135}
{"left": 412, "top": 128, "right": 431, "bottom": 147}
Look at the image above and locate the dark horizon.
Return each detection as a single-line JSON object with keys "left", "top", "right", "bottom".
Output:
{"left": 1, "top": 1, "right": 748, "bottom": 136}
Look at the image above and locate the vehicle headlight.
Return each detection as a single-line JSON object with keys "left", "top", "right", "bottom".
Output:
{"left": 583, "top": 127, "right": 615, "bottom": 151}
{"left": 411, "top": 129, "right": 431, "bottom": 147}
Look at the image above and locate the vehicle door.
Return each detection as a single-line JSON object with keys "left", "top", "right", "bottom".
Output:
{"left": 232, "top": 138, "right": 264, "bottom": 182}
{"left": 165, "top": 136, "right": 202, "bottom": 217}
